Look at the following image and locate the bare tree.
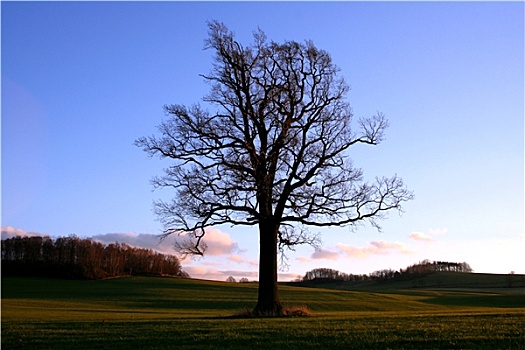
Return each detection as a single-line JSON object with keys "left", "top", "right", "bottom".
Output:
{"left": 226, "top": 276, "right": 237, "bottom": 283}
{"left": 136, "top": 21, "right": 413, "bottom": 316}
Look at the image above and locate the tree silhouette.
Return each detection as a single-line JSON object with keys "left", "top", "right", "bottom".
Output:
{"left": 136, "top": 21, "right": 413, "bottom": 316}
{"left": 1, "top": 236, "right": 185, "bottom": 279}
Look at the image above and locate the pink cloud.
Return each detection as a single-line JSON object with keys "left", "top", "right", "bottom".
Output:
{"left": 336, "top": 243, "right": 370, "bottom": 259}
{"left": 311, "top": 248, "right": 340, "bottom": 260}
{"left": 184, "top": 266, "right": 210, "bottom": 276}
{"left": 228, "top": 254, "right": 258, "bottom": 267}
{"left": 278, "top": 272, "right": 303, "bottom": 282}
{"left": 183, "top": 265, "right": 259, "bottom": 281}
{"left": 183, "top": 265, "right": 299, "bottom": 282}
{"left": 295, "top": 256, "right": 312, "bottom": 263}
{"left": 92, "top": 232, "right": 178, "bottom": 255}
{"left": 220, "top": 270, "right": 259, "bottom": 278}
{"left": 409, "top": 232, "right": 435, "bottom": 242}
{"left": 200, "top": 228, "right": 239, "bottom": 256}
{"left": 228, "top": 255, "right": 245, "bottom": 263}
{"left": 1, "top": 226, "right": 49, "bottom": 240}
{"left": 336, "top": 240, "right": 413, "bottom": 259}
{"left": 91, "top": 228, "right": 239, "bottom": 257}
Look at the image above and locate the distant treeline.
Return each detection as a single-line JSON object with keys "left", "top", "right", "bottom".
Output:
{"left": 302, "top": 260, "right": 473, "bottom": 283}
{"left": 1, "top": 235, "right": 189, "bottom": 280}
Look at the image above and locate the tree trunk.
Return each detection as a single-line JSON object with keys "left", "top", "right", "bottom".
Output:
{"left": 253, "top": 220, "right": 283, "bottom": 316}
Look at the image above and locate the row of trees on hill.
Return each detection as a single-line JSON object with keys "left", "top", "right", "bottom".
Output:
{"left": 1, "top": 236, "right": 188, "bottom": 279}
{"left": 302, "top": 260, "right": 473, "bottom": 283}
{"left": 403, "top": 260, "right": 473, "bottom": 274}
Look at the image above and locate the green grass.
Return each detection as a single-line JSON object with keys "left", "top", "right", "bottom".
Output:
{"left": 2, "top": 276, "right": 524, "bottom": 349}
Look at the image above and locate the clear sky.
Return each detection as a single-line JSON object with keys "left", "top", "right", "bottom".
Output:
{"left": 2, "top": 1, "right": 524, "bottom": 281}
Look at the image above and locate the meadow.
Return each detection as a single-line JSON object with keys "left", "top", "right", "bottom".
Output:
{"left": 2, "top": 276, "right": 524, "bottom": 349}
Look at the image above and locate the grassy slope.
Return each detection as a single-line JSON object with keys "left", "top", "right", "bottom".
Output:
{"left": 2, "top": 276, "right": 524, "bottom": 349}
{"left": 298, "top": 272, "right": 525, "bottom": 292}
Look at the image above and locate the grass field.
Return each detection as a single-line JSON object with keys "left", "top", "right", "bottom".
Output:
{"left": 2, "top": 276, "right": 524, "bottom": 349}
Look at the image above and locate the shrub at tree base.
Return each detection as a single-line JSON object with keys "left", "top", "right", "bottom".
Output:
{"left": 233, "top": 304, "right": 313, "bottom": 318}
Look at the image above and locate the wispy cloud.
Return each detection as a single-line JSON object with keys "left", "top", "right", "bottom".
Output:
{"left": 297, "top": 239, "right": 414, "bottom": 263}
{"left": 220, "top": 270, "right": 259, "bottom": 278}
{"left": 295, "top": 256, "right": 312, "bottom": 263}
{"left": 278, "top": 272, "right": 303, "bottom": 281}
{"left": 91, "top": 228, "right": 239, "bottom": 257}
{"left": 228, "top": 254, "right": 258, "bottom": 266}
{"left": 183, "top": 266, "right": 258, "bottom": 281}
{"left": 92, "top": 232, "right": 178, "bottom": 255}
{"left": 409, "top": 232, "right": 434, "bottom": 242}
{"left": 183, "top": 265, "right": 210, "bottom": 276}
{"left": 336, "top": 240, "right": 413, "bottom": 259}
{"left": 183, "top": 264, "right": 299, "bottom": 282}
{"left": 1, "top": 226, "right": 49, "bottom": 240}
{"left": 311, "top": 248, "right": 340, "bottom": 260}
{"left": 428, "top": 228, "right": 448, "bottom": 236}
{"left": 408, "top": 228, "right": 447, "bottom": 242}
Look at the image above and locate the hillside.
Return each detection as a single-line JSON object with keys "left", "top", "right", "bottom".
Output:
{"left": 292, "top": 271, "right": 525, "bottom": 293}
{"left": 2, "top": 276, "right": 524, "bottom": 349}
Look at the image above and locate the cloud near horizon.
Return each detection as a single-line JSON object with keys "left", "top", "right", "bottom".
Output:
{"left": 295, "top": 256, "right": 312, "bottom": 263}
{"left": 297, "top": 239, "right": 415, "bottom": 262}
{"left": 336, "top": 240, "right": 413, "bottom": 259}
{"left": 182, "top": 265, "right": 299, "bottom": 282}
{"left": 408, "top": 228, "right": 448, "bottom": 242}
{"left": 1, "top": 226, "right": 240, "bottom": 259}
{"left": 197, "top": 228, "right": 240, "bottom": 256}
{"left": 183, "top": 266, "right": 258, "bottom": 281}
{"left": 408, "top": 232, "right": 435, "bottom": 242}
{"left": 228, "top": 254, "right": 258, "bottom": 267}
{"left": 428, "top": 228, "right": 448, "bottom": 236}
{"left": 2, "top": 226, "right": 260, "bottom": 281}
{"left": 1, "top": 226, "right": 49, "bottom": 240}
{"left": 91, "top": 228, "right": 239, "bottom": 257}
{"left": 311, "top": 248, "right": 340, "bottom": 260}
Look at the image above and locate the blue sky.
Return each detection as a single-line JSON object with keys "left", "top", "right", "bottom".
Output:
{"left": 2, "top": 2, "right": 523, "bottom": 280}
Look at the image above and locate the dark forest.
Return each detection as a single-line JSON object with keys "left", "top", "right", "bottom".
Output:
{"left": 1, "top": 236, "right": 188, "bottom": 279}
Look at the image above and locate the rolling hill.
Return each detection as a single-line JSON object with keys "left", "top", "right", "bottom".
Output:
{"left": 2, "top": 276, "right": 524, "bottom": 349}
{"left": 292, "top": 271, "right": 525, "bottom": 293}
